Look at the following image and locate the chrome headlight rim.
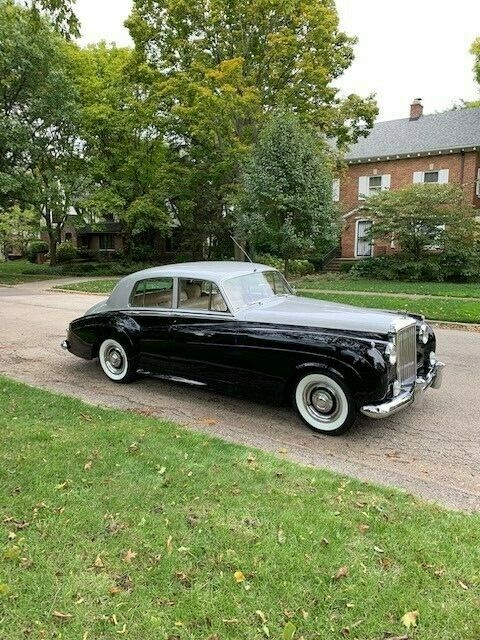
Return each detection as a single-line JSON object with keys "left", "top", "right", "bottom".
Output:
{"left": 385, "top": 341, "right": 397, "bottom": 366}
{"left": 419, "top": 323, "right": 429, "bottom": 345}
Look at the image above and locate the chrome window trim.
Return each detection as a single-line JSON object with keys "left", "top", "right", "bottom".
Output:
{"left": 177, "top": 277, "right": 231, "bottom": 314}
{"left": 128, "top": 276, "right": 175, "bottom": 311}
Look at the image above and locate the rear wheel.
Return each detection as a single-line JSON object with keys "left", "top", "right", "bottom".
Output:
{"left": 293, "top": 372, "right": 355, "bottom": 435}
{"left": 98, "top": 338, "right": 136, "bottom": 383}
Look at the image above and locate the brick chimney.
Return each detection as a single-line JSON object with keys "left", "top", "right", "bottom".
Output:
{"left": 410, "top": 98, "right": 423, "bottom": 120}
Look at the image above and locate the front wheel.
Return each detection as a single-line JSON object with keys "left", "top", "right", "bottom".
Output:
{"left": 98, "top": 338, "right": 136, "bottom": 383}
{"left": 293, "top": 372, "right": 356, "bottom": 436}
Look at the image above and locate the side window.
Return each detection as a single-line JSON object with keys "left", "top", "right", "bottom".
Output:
{"left": 179, "top": 279, "right": 228, "bottom": 313}
{"left": 131, "top": 278, "right": 174, "bottom": 308}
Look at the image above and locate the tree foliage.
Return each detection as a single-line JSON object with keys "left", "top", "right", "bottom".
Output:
{"left": 365, "top": 183, "right": 478, "bottom": 260}
{"left": 0, "top": 205, "right": 38, "bottom": 258}
{"left": 126, "top": 0, "right": 377, "bottom": 258}
{"left": 70, "top": 43, "right": 173, "bottom": 258}
{"left": 236, "top": 112, "right": 338, "bottom": 276}
{"left": 0, "top": 0, "right": 86, "bottom": 263}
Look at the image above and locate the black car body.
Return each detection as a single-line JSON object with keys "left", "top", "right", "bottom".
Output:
{"left": 62, "top": 262, "right": 444, "bottom": 435}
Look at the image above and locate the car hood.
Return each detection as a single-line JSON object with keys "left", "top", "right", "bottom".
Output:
{"left": 236, "top": 295, "right": 409, "bottom": 335}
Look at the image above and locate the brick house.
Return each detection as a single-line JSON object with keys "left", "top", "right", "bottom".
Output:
{"left": 333, "top": 100, "right": 480, "bottom": 264}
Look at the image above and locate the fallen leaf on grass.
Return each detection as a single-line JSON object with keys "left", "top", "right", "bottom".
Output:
{"left": 401, "top": 610, "right": 419, "bottom": 629}
{"left": 93, "top": 555, "right": 104, "bottom": 569}
{"left": 84, "top": 461, "right": 92, "bottom": 471}
{"left": 334, "top": 566, "right": 349, "bottom": 580}
{"left": 122, "top": 549, "right": 137, "bottom": 563}
{"left": 234, "top": 570, "right": 246, "bottom": 583}
{"left": 166, "top": 535, "right": 173, "bottom": 553}
{"left": 358, "top": 523, "right": 369, "bottom": 534}
{"left": 283, "top": 621, "right": 296, "bottom": 640}
{"left": 277, "top": 529, "right": 286, "bottom": 544}
{"left": 341, "top": 628, "right": 350, "bottom": 637}
{"left": 256, "top": 610, "right": 267, "bottom": 624}
{"left": 458, "top": 580, "right": 469, "bottom": 590}
{"left": 0, "top": 583, "right": 10, "bottom": 596}
{"left": 247, "top": 454, "right": 256, "bottom": 463}
{"left": 79, "top": 413, "right": 93, "bottom": 422}
{"left": 52, "top": 611, "right": 72, "bottom": 621}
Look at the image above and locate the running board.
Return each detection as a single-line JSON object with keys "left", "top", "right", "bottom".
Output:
{"left": 138, "top": 370, "right": 207, "bottom": 387}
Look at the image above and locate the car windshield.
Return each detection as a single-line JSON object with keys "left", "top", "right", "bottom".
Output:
{"left": 223, "top": 270, "right": 293, "bottom": 310}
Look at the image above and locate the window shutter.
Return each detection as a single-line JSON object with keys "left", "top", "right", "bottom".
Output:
{"left": 332, "top": 178, "right": 340, "bottom": 202}
{"left": 438, "top": 169, "right": 449, "bottom": 184}
{"left": 358, "top": 176, "right": 369, "bottom": 200}
{"left": 476, "top": 168, "right": 480, "bottom": 197}
{"left": 381, "top": 174, "right": 391, "bottom": 190}
{"left": 413, "top": 171, "right": 424, "bottom": 183}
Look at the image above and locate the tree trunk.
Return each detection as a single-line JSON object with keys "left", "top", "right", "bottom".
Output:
{"left": 48, "top": 229, "right": 58, "bottom": 266}
{"left": 284, "top": 257, "right": 289, "bottom": 280}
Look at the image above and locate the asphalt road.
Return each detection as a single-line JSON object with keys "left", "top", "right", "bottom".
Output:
{"left": 1, "top": 279, "right": 479, "bottom": 511}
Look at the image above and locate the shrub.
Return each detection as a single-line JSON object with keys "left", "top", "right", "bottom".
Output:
{"left": 349, "top": 252, "right": 480, "bottom": 282}
{"left": 26, "top": 241, "right": 49, "bottom": 263}
{"left": 256, "top": 253, "right": 315, "bottom": 276}
{"left": 77, "top": 248, "right": 100, "bottom": 261}
{"left": 56, "top": 241, "right": 78, "bottom": 263}
{"left": 132, "top": 245, "right": 156, "bottom": 263}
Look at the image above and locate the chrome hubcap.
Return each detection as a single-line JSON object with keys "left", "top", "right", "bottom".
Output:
{"left": 311, "top": 389, "right": 335, "bottom": 414}
{"left": 303, "top": 382, "right": 341, "bottom": 423}
{"left": 106, "top": 347, "right": 123, "bottom": 373}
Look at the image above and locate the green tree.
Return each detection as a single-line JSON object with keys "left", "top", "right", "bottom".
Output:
{"left": 365, "top": 183, "right": 478, "bottom": 261}
{"left": 0, "top": 0, "right": 87, "bottom": 264}
{"left": 0, "top": 205, "right": 38, "bottom": 259}
{"left": 126, "top": 0, "right": 377, "bottom": 258}
{"left": 236, "top": 112, "right": 338, "bottom": 278}
{"left": 71, "top": 43, "right": 173, "bottom": 259}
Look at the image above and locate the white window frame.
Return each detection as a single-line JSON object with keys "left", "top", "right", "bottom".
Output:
{"left": 358, "top": 174, "right": 391, "bottom": 200}
{"left": 413, "top": 169, "right": 449, "bottom": 184}
{"left": 354, "top": 218, "right": 374, "bottom": 258}
{"left": 476, "top": 168, "right": 480, "bottom": 197}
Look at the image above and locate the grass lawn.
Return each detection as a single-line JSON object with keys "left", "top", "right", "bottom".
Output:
{"left": 0, "top": 260, "right": 59, "bottom": 285}
{"left": 298, "top": 274, "right": 480, "bottom": 299}
{"left": 302, "top": 291, "right": 480, "bottom": 324}
{"left": 53, "top": 279, "right": 120, "bottom": 294}
{"left": 0, "top": 378, "right": 479, "bottom": 639}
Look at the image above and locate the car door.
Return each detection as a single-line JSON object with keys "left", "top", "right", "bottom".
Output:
{"left": 128, "top": 276, "right": 177, "bottom": 375}
{"left": 168, "top": 278, "right": 241, "bottom": 384}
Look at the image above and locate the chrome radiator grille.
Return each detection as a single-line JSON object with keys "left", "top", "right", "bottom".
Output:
{"left": 396, "top": 324, "right": 417, "bottom": 385}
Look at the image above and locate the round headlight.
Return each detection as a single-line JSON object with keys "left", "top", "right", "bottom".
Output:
{"left": 429, "top": 351, "right": 437, "bottom": 366}
{"left": 385, "top": 341, "right": 397, "bottom": 365}
{"left": 419, "top": 323, "right": 429, "bottom": 345}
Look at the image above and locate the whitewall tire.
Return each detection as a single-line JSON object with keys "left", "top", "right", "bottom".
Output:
{"left": 293, "top": 372, "right": 355, "bottom": 435}
{"left": 99, "top": 338, "right": 135, "bottom": 383}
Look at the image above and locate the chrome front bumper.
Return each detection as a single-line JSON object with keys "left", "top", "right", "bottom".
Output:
{"left": 360, "top": 361, "right": 445, "bottom": 419}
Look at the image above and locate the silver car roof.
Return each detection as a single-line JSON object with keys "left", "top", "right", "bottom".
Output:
{"left": 106, "top": 261, "right": 272, "bottom": 309}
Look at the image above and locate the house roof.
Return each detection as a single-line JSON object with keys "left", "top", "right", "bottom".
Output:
{"left": 345, "top": 108, "right": 480, "bottom": 162}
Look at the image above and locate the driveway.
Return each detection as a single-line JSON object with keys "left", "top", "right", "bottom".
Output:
{"left": 1, "top": 279, "right": 479, "bottom": 511}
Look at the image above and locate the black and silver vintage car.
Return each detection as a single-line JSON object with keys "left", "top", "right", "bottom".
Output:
{"left": 62, "top": 262, "right": 444, "bottom": 435}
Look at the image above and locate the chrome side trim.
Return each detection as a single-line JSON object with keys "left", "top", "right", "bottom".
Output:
{"left": 360, "top": 361, "right": 445, "bottom": 419}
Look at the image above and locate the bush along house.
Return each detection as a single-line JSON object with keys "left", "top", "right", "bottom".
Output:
{"left": 330, "top": 99, "right": 480, "bottom": 269}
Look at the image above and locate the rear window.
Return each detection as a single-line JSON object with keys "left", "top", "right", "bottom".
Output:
{"left": 130, "top": 278, "right": 174, "bottom": 308}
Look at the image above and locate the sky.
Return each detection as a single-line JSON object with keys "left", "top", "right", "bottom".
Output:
{"left": 75, "top": 0, "right": 480, "bottom": 122}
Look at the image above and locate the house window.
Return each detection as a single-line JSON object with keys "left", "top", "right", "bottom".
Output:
{"left": 413, "top": 169, "right": 449, "bottom": 184}
{"left": 358, "top": 174, "right": 391, "bottom": 199}
{"left": 99, "top": 234, "right": 115, "bottom": 250}
{"left": 368, "top": 176, "right": 382, "bottom": 193}
{"left": 424, "top": 171, "right": 439, "bottom": 183}
{"left": 476, "top": 168, "right": 480, "bottom": 197}
{"left": 130, "top": 278, "right": 174, "bottom": 308}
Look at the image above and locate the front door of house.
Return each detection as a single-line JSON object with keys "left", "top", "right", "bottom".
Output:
{"left": 356, "top": 220, "right": 373, "bottom": 257}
